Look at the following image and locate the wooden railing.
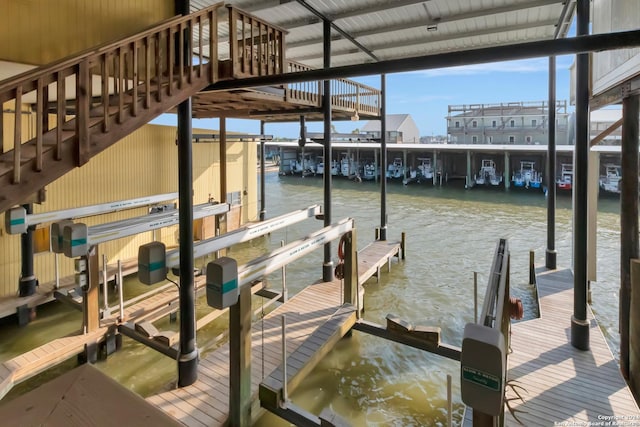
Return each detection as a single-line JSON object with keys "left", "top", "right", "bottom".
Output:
{"left": 227, "top": 6, "right": 286, "bottom": 78}
{"left": 284, "top": 61, "right": 381, "bottom": 117}
{"left": 0, "top": 3, "right": 292, "bottom": 213}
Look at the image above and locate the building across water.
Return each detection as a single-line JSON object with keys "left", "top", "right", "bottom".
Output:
{"left": 447, "top": 100, "right": 570, "bottom": 145}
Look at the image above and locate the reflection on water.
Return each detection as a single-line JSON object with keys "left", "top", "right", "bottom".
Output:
{"left": 0, "top": 171, "right": 623, "bottom": 426}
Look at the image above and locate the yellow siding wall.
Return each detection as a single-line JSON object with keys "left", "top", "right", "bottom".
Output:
{"left": 0, "top": 0, "right": 174, "bottom": 65}
{"left": 0, "top": 124, "right": 257, "bottom": 297}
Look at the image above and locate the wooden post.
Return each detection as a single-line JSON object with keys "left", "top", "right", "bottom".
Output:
{"left": 229, "top": 283, "right": 252, "bottom": 427}
{"left": 343, "top": 230, "right": 358, "bottom": 308}
{"left": 503, "top": 151, "right": 510, "bottom": 190}
{"left": 84, "top": 246, "right": 100, "bottom": 334}
{"left": 401, "top": 231, "right": 406, "bottom": 260}
{"left": 630, "top": 259, "right": 640, "bottom": 400}
{"left": 529, "top": 250, "right": 535, "bottom": 285}
{"left": 620, "top": 94, "right": 640, "bottom": 378}
{"left": 466, "top": 150, "right": 472, "bottom": 188}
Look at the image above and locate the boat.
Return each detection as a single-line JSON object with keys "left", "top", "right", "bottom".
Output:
{"left": 512, "top": 161, "right": 542, "bottom": 189}
{"left": 362, "top": 161, "right": 379, "bottom": 180}
{"left": 475, "top": 159, "right": 503, "bottom": 186}
{"left": 330, "top": 160, "right": 340, "bottom": 176}
{"left": 340, "top": 153, "right": 358, "bottom": 177}
{"left": 292, "top": 153, "right": 316, "bottom": 176}
{"left": 386, "top": 158, "right": 404, "bottom": 179}
{"left": 417, "top": 158, "right": 434, "bottom": 180}
{"left": 557, "top": 163, "right": 573, "bottom": 191}
{"left": 315, "top": 156, "right": 324, "bottom": 175}
{"left": 402, "top": 168, "right": 419, "bottom": 185}
{"left": 599, "top": 164, "right": 622, "bottom": 194}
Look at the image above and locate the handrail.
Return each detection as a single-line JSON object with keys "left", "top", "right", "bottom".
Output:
{"left": 285, "top": 60, "right": 381, "bottom": 116}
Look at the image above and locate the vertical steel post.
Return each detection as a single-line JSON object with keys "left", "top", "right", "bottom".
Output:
{"left": 546, "top": 56, "right": 558, "bottom": 269}
{"left": 175, "top": 0, "right": 198, "bottom": 386}
{"left": 620, "top": 94, "right": 640, "bottom": 379}
{"left": 19, "top": 204, "right": 37, "bottom": 297}
{"left": 380, "top": 74, "right": 387, "bottom": 240}
{"left": 260, "top": 120, "right": 266, "bottom": 221}
{"left": 504, "top": 152, "right": 510, "bottom": 190}
{"left": 229, "top": 283, "right": 252, "bottom": 425}
{"left": 322, "top": 19, "right": 334, "bottom": 281}
{"left": 571, "top": 0, "right": 590, "bottom": 351}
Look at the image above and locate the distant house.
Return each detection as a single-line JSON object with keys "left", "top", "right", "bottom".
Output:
{"left": 362, "top": 114, "right": 420, "bottom": 143}
{"left": 590, "top": 109, "right": 622, "bottom": 145}
{"left": 446, "top": 101, "right": 570, "bottom": 145}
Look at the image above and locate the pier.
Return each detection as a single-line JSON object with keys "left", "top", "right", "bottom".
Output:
{"left": 464, "top": 267, "right": 640, "bottom": 425}
{"left": 147, "top": 239, "right": 402, "bottom": 426}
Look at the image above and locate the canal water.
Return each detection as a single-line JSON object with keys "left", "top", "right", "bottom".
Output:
{"left": 0, "top": 170, "right": 623, "bottom": 426}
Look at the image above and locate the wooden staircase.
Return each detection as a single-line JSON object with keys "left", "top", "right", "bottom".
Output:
{"left": 0, "top": 4, "right": 286, "bottom": 214}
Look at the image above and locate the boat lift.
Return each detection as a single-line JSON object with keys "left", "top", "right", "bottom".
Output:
{"left": 5, "top": 192, "right": 178, "bottom": 234}
{"left": 138, "top": 205, "right": 323, "bottom": 286}
{"left": 55, "top": 202, "right": 229, "bottom": 257}
{"left": 127, "top": 214, "right": 348, "bottom": 362}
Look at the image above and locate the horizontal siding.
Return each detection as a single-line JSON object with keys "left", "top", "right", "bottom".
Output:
{"left": 0, "top": 0, "right": 174, "bottom": 65}
{"left": 0, "top": 124, "right": 257, "bottom": 297}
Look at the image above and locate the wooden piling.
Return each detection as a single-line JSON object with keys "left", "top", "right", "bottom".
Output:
{"left": 630, "top": 259, "right": 640, "bottom": 400}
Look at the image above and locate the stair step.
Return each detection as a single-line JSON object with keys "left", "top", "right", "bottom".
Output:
{"left": 89, "top": 105, "right": 120, "bottom": 118}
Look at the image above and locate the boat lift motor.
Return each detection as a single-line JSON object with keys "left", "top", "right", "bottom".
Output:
{"left": 138, "top": 242, "right": 168, "bottom": 285}
{"left": 206, "top": 257, "right": 239, "bottom": 310}
{"left": 460, "top": 322, "right": 506, "bottom": 416}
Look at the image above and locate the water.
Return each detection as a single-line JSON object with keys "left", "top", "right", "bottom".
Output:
{"left": 0, "top": 171, "right": 623, "bottom": 426}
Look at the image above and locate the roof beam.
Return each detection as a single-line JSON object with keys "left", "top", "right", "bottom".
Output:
{"left": 280, "top": 0, "right": 428, "bottom": 30}
{"left": 203, "top": 29, "right": 640, "bottom": 91}
{"left": 287, "top": 0, "right": 563, "bottom": 48}
{"left": 292, "top": 20, "right": 559, "bottom": 62}
{"left": 283, "top": 0, "right": 561, "bottom": 31}
{"left": 294, "top": 0, "right": 378, "bottom": 61}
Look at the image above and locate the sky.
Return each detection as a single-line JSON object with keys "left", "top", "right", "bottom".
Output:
{"left": 151, "top": 55, "right": 576, "bottom": 139}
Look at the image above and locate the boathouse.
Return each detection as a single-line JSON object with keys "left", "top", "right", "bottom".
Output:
{"left": 361, "top": 113, "right": 421, "bottom": 144}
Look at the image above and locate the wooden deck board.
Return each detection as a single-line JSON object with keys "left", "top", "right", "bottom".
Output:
{"left": 149, "top": 240, "right": 400, "bottom": 426}
{"left": 464, "top": 267, "right": 640, "bottom": 426}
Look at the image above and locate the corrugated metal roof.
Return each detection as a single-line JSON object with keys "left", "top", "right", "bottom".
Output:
{"left": 193, "top": 0, "right": 575, "bottom": 69}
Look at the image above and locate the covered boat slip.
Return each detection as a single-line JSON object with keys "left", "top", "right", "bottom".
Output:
{"left": 463, "top": 268, "right": 640, "bottom": 426}
{"left": 147, "top": 238, "right": 402, "bottom": 426}
{"left": 0, "top": 206, "right": 326, "bottom": 400}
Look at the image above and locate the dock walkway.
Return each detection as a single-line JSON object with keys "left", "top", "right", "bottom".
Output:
{"left": 464, "top": 267, "right": 640, "bottom": 425}
{"left": 147, "top": 239, "right": 402, "bottom": 426}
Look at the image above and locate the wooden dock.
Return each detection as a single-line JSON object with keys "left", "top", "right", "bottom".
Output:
{"left": 147, "top": 239, "right": 401, "bottom": 426}
{"left": 464, "top": 267, "right": 640, "bottom": 425}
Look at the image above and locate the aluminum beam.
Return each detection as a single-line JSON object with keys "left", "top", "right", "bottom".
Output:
{"left": 6, "top": 192, "right": 179, "bottom": 234}
{"left": 164, "top": 205, "right": 322, "bottom": 268}
{"left": 86, "top": 203, "right": 229, "bottom": 246}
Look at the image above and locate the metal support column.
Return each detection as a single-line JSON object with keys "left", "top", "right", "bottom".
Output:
{"left": 466, "top": 150, "right": 472, "bottom": 188}
{"left": 571, "top": 0, "right": 590, "bottom": 351}
{"left": 380, "top": 74, "right": 387, "bottom": 241}
{"left": 504, "top": 152, "right": 510, "bottom": 190}
{"left": 176, "top": 0, "right": 197, "bottom": 386}
{"left": 322, "top": 19, "right": 333, "bottom": 281}
{"left": 260, "top": 120, "right": 266, "bottom": 221}
{"left": 546, "top": 56, "right": 558, "bottom": 269}
{"left": 19, "top": 204, "right": 37, "bottom": 297}
{"left": 620, "top": 94, "right": 640, "bottom": 379}
{"left": 220, "top": 117, "right": 228, "bottom": 202}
